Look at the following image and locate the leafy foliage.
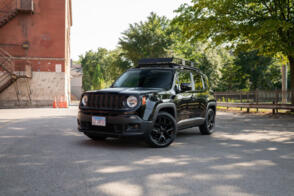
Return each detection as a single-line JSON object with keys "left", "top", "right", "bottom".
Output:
{"left": 174, "top": 0, "right": 294, "bottom": 56}
{"left": 119, "top": 12, "right": 174, "bottom": 65}
{"left": 80, "top": 48, "right": 130, "bottom": 91}
{"left": 169, "top": 38, "right": 233, "bottom": 88}
{"left": 80, "top": 10, "right": 290, "bottom": 97}
{"left": 174, "top": 0, "right": 294, "bottom": 104}
{"left": 217, "top": 51, "right": 282, "bottom": 91}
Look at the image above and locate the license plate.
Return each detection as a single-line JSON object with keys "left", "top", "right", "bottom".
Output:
{"left": 92, "top": 116, "right": 106, "bottom": 126}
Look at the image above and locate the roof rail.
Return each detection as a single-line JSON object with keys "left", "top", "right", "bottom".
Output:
{"left": 137, "top": 57, "right": 200, "bottom": 72}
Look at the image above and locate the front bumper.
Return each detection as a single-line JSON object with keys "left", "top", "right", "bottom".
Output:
{"left": 77, "top": 111, "right": 152, "bottom": 137}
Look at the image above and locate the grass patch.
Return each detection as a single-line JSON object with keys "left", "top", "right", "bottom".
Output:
{"left": 217, "top": 106, "right": 290, "bottom": 114}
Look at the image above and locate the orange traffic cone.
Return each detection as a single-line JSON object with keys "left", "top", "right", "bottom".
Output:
{"left": 57, "top": 96, "right": 62, "bottom": 108}
{"left": 53, "top": 97, "right": 57, "bottom": 108}
{"left": 62, "top": 100, "right": 67, "bottom": 108}
{"left": 57, "top": 96, "right": 68, "bottom": 108}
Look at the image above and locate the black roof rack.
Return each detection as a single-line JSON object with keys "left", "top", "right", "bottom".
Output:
{"left": 137, "top": 57, "right": 200, "bottom": 72}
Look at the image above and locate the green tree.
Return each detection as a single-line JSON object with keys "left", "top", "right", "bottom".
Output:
{"left": 217, "top": 61, "right": 248, "bottom": 91}
{"left": 80, "top": 49, "right": 106, "bottom": 91}
{"left": 106, "top": 49, "right": 131, "bottom": 83}
{"left": 119, "top": 12, "right": 174, "bottom": 65}
{"left": 174, "top": 0, "right": 294, "bottom": 104}
{"left": 80, "top": 48, "right": 130, "bottom": 91}
{"left": 217, "top": 51, "right": 282, "bottom": 91}
{"left": 236, "top": 51, "right": 273, "bottom": 90}
{"left": 169, "top": 38, "right": 233, "bottom": 88}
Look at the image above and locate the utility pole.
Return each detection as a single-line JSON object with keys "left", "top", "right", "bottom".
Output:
{"left": 281, "top": 64, "right": 287, "bottom": 104}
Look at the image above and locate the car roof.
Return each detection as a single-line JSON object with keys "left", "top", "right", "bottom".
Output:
{"left": 136, "top": 57, "right": 203, "bottom": 74}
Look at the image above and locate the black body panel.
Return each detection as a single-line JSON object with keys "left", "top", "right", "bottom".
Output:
{"left": 77, "top": 59, "right": 216, "bottom": 138}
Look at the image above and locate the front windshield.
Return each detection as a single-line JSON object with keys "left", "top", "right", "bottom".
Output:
{"left": 113, "top": 69, "right": 174, "bottom": 90}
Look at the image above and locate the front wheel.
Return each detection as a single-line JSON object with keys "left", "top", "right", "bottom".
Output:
{"left": 199, "top": 108, "right": 215, "bottom": 135}
{"left": 145, "top": 112, "right": 177, "bottom": 148}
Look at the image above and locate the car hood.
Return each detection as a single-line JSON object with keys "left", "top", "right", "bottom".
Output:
{"left": 87, "top": 87, "right": 163, "bottom": 95}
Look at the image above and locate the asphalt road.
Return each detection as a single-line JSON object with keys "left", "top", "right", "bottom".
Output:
{"left": 0, "top": 108, "right": 294, "bottom": 196}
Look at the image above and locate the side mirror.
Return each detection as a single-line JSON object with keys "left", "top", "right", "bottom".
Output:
{"left": 174, "top": 85, "right": 180, "bottom": 93}
{"left": 180, "top": 83, "right": 192, "bottom": 92}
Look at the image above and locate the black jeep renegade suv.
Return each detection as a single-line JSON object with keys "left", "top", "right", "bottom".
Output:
{"left": 77, "top": 58, "right": 216, "bottom": 147}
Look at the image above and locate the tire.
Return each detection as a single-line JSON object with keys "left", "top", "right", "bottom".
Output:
{"left": 145, "top": 112, "right": 177, "bottom": 148}
{"left": 199, "top": 108, "right": 215, "bottom": 135}
{"left": 84, "top": 132, "right": 107, "bottom": 141}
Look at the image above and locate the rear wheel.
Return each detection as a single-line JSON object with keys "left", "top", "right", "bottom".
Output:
{"left": 199, "top": 108, "right": 215, "bottom": 135}
{"left": 84, "top": 132, "right": 107, "bottom": 141}
{"left": 145, "top": 112, "right": 177, "bottom": 148}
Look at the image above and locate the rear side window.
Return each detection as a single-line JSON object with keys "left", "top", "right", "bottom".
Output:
{"left": 177, "top": 70, "right": 193, "bottom": 91}
{"left": 193, "top": 72, "right": 205, "bottom": 91}
{"left": 178, "top": 71, "right": 192, "bottom": 84}
{"left": 203, "top": 75, "right": 209, "bottom": 89}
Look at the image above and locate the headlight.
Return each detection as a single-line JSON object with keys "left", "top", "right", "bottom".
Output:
{"left": 126, "top": 96, "right": 138, "bottom": 108}
{"left": 81, "top": 95, "right": 88, "bottom": 106}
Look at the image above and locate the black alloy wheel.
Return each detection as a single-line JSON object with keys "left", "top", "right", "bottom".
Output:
{"left": 145, "top": 112, "right": 177, "bottom": 148}
{"left": 199, "top": 108, "right": 215, "bottom": 135}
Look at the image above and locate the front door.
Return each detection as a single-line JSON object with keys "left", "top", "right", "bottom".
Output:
{"left": 174, "top": 70, "right": 194, "bottom": 129}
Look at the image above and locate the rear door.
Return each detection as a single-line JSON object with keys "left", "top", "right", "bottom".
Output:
{"left": 192, "top": 71, "right": 208, "bottom": 118}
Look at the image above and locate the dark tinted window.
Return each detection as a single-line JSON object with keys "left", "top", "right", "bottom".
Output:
{"left": 177, "top": 71, "right": 193, "bottom": 91}
{"left": 178, "top": 71, "right": 192, "bottom": 84}
{"left": 113, "top": 69, "right": 174, "bottom": 90}
{"left": 193, "top": 72, "right": 204, "bottom": 91}
{"left": 203, "top": 75, "right": 209, "bottom": 89}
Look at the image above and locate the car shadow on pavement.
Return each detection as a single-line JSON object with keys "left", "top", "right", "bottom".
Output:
{"left": 76, "top": 128, "right": 202, "bottom": 149}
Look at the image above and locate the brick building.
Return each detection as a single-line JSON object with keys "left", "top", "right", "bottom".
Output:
{"left": 0, "top": 0, "right": 72, "bottom": 107}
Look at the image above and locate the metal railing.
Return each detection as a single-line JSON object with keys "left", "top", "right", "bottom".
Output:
{"left": 0, "top": 46, "right": 32, "bottom": 78}
{"left": 0, "top": 0, "right": 17, "bottom": 27}
{"left": 0, "top": 0, "right": 33, "bottom": 16}
{"left": 0, "top": 48, "right": 32, "bottom": 102}
{"left": 0, "top": 48, "right": 15, "bottom": 74}
{"left": 215, "top": 90, "right": 294, "bottom": 113}
{"left": 0, "top": 0, "right": 17, "bottom": 12}
{"left": 0, "top": 48, "right": 16, "bottom": 93}
{"left": 215, "top": 90, "right": 293, "bottom": 104}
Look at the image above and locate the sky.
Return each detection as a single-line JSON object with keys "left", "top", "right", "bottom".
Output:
{"left": 70, "top": 0, "right": 189, "bottom": 60}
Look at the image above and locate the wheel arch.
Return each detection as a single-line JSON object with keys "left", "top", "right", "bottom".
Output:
{"left": 152, "top": 103, "right": 177, "bottom": 123}
{"left": 207, "top": 101, "right": 216, "bottom": 114}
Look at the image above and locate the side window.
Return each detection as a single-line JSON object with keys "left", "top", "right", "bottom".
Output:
{"left": 193, "top": 72, "right": 204, "bottom": 91}
{"left": 203, "top": 75, "right": 209, "bottom": 89}
{"left": 178, "top": 71, "right": 191, "bottom": 84}
{"left": 178, "top": 71, "right": 193, "bottom": 91}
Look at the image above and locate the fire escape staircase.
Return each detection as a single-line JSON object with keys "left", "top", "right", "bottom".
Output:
{"left": 0, "top": 0, "right": 33, "bottom": 104}
{"left": 0, "top": 48, "right": 17, "bottom": 93}
{"left": 0, "top": 48, "right": 32, "bottom": 103}
{"left": 0, "top": 0, "right": 34, "bottom": 28}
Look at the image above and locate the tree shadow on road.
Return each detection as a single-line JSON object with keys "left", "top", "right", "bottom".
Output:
{"left": 0, "top": 112, "right": 294, "bottom": 196}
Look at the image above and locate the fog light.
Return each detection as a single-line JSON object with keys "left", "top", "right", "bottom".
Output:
{"left": 128, "top": 124, "right": 140, "bottom": 130}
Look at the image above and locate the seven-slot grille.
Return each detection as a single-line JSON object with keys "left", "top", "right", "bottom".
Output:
{"left": 86, "top": 93, "right": 127, "bottom": 109}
